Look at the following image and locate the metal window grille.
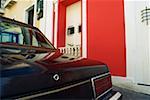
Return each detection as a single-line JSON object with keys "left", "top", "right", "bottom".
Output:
{"left": 141, "top": 6, "right": 150, "bottom": 26}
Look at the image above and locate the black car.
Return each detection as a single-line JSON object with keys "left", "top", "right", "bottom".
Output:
{"left": 0, "top": 16, "right": 122, "bottom": 100}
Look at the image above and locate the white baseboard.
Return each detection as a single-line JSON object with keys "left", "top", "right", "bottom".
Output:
{"left": 111, "top": 76, "right": 150, "bottom": 95}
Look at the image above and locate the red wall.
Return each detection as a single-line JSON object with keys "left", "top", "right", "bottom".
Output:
{"left": 57, "top": 1, "right": 66, "bottom": 47}
{"left": 87, "top": 0, "right": 126, "bottom": 76}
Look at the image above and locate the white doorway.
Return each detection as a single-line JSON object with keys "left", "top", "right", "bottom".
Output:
{"left": 66, "top": 1, "right": 81, "bottom": 48}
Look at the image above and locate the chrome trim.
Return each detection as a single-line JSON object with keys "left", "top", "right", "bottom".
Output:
{"left": 96, "top": 88, "right": 112, "bottom": 100}
{"left": 17, "top": 72, "right": 111, "bottom": 100}
{"left": 109, "top": 92, "right": 122, "bottom": 100}
{"left": 92, "top": 72, "right": 110, "bottom": 80}
{"left": 91, "top": 72, "right": 111, "bottom": 99}
{"left": 17, "top": 80, "right": 90, "bottom": 100}
{"left": 91, "top": 78, "right": 96, "bottom": 98}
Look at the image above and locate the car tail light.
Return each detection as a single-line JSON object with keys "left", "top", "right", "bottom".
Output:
{"left": 92, "top": 74, "right": 112, "bottom": 98}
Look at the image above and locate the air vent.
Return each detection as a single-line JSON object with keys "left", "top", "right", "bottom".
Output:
{"left": 61, "top": 56, "right": 69, "bottom": 59}
{"left": 51, "top": 61, "right": 59, "bottom": 63}
{"left": 69, "top": 58, "right": 75, "bottom": 60}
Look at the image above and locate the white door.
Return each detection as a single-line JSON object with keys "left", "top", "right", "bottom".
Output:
{"left": 134, "top": 0, "right": 150, "bottom": 85}
{"left": 125, "top": 0, "right": 150, "bottom": 85}
{"left": 66, "top": 1, "right": 81, "bottom": 47}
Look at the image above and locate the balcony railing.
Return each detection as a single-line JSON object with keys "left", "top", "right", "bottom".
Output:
{"left": 59, "top": 45, "right": 81, "bottom": 57}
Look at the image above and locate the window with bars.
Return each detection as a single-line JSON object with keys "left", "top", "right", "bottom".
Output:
{"left": 141, "top": 6, "right": 150, "bottom": 26}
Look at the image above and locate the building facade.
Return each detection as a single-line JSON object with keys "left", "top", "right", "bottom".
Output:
{"left": 54, "top": 0, "right": 150, "bottom": 94}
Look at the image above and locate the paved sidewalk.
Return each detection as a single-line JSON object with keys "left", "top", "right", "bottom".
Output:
{"left": 113, "top": 86, "right": 150, "bottom": 100}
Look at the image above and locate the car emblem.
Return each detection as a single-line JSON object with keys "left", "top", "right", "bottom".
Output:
{"left": 53, "top": 74, "right": 60, "bottom": 81}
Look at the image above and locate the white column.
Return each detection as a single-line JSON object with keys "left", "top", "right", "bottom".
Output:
{"left": 35, "top": 0, "right": 53, "bottom": 43}
{"left": 82, "top": 0, "right": 87, "bottom": 58}
{"left": 124, "top": 0, "right": 137, "bottom": 82}
{"left": 44, "top": 0, "right": 53, "bottom": 42}
{"left": 149, "top": 29, "right": 150, "bottom": 82}
{"left": 54, "top": 0, "right": 58, "bottom": 48}
{"left": 33, "top": 0, "right": 37, "bottom": 27}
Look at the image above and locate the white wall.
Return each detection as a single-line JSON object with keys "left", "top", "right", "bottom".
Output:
{"left": 54, "top": 0, "right": 58, "bottom": 48}
{"left": 66, "top": 1, "right": 81, "bottom": 47}
{"left": 34, "top": 0, "right": 53, "bottom": 43}
{"left": 124, "top": 0, "right": 150, "bottom": 85}
{"left": 44, "top": 0, "right": 54, "bottom": 43}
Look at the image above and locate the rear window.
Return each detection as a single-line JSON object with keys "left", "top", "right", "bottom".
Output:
{"left": 0, "top": 21, "right": 54, "bottom": 49}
